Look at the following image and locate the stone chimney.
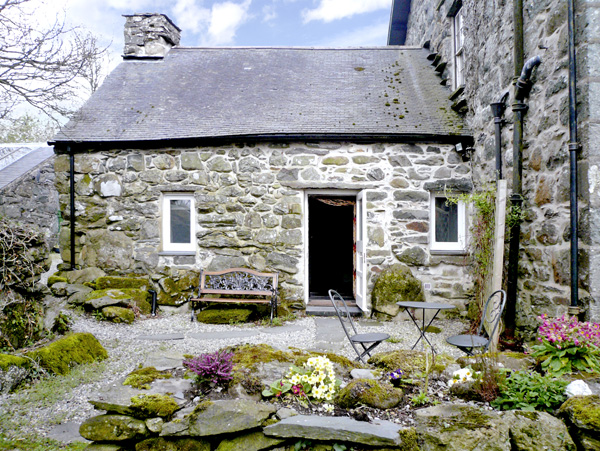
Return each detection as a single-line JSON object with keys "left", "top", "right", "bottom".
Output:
{"left": 123, "top": 13, "right": 181, "bottom": 58}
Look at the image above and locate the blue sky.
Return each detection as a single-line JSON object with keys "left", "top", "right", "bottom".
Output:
{"left": 50, "top": 0, "right": 393, "bottom": 58}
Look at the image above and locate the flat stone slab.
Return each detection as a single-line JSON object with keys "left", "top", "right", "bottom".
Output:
{"left": 263, "top": 414, "right": 407, "bottom": 447}
{"left": 187, "top": 330, "right": 258, "bottom": 340}
{"left": 46, "top": 421, "right": 90, "bottom": 444}
{"left": 135, "top": 333, "right": 185, "bottom": 341}
{"left": 143, "top": 352, "right": 185, "bottom": 371}
{"left": 258, "top": 324, "right": 306, "bottom": 335}
{"left": 91, "top": 377, "right": 192, "bottom": 413}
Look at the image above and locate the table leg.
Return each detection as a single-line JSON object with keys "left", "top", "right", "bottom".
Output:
{"left": 404, "top": 308, "right": 442, "bottom": 353}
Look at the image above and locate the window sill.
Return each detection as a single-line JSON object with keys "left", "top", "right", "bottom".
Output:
{"left": 158, "top": 251, "right": 196, "bottom": 256}
{"left": 430, "top": 249, "right": 468, "bottom": 256}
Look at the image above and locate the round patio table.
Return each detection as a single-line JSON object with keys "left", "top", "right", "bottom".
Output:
{"left": 396, "top": 301, "right": 455, "bottom": 353}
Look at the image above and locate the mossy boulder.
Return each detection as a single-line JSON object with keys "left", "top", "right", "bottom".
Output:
{"left": 196, "top": 307, "right": 254, "bottom": 324}
{"left": 336, "top": 379, "right": 403, "bottom": 409}
{"left": 47, "top": 274, "right": 68, "bottom": 286}
{"left": 559, "top": 395, "right": 600, "bottom": 450}
{"left": 102, "top": 306, "right": 135, "bottom": 324}
{"left": 371, "top": 264, "right": 425, "bottom": 319}
{"left": 130, "top": 394, "right": 180, "bottom": 419}
{"left": 79, "top": 414, "right": 149, "bottom": 441}
{"left": 26, "top": 332, "right": 107, "bottom": 375}
{"left": 368, "top": 350, "right": 426, "bottom": 376}
{"left": 136, "top": 437, "right": 211, "bottom": 451}
{"left": 63, "top": 267, "right": 106, "bottom": 285}
{"left": 123, "top": 366, "right": 172, "bottom": 390}
{"left": 85, "top": 288, "right": 151, "bottom": 314}
{"left": 214, "top": 430, "right": 285, "bottom": 451}
{"left": 158, "top": 270, "right": 199, "bottom": 306}
{"left": 0, "top": 354, "right": 32, "bottom": 393}
{"left": 96, "top": 276, "right": 149, "bottom": 290}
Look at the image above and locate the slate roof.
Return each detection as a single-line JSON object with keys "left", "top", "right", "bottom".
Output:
{"left": 0, "top": 144, "right": 54, "bottom": 190}
{"left": 53, "top": 47, "right": 470, "bottom": 145}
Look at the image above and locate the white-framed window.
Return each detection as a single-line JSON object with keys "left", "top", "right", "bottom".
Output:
{"left": 161, "top": 193, "right": 195, "bottom": 253}
{"left": 430, "top": 193, "right": 466, "bottom": 253}
{"left": 452, "top": 7, "right": 465, "bottom": 89}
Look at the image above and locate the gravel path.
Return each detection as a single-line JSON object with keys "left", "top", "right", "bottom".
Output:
{"left": 0, "top": 311, "right": 468, "bottom": 441}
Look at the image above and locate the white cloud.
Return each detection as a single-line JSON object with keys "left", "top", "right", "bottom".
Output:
{"left": 320, "top": 21, "right": 388, "bottom": 46}
{"left": 262, "top": 4, "right": 277, "bottom": 23}
{"left": 303, "top": 0, "right": 391, "bottom": 23}
{"left": 205, "top": 0, "right": 251, "bottom": 45}
{"left": 172, "top": 0, "right": 211, "bottom": 35}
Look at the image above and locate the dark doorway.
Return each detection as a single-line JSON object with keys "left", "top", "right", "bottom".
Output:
{"left": 308, "top": 195, "right": 355, "bottom": 299}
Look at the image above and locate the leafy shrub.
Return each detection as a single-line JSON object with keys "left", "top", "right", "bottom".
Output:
{"left": 183, "top": 350, "right": 234, "bottom": 386}
{"left": 531, "top": 314, "right": 600, "bottom": 376}
{"left": 263, "top": 355, "right": 339, "bottom": 403}
{"left": 491, "top": 370, "right": 567, "bottom": 412}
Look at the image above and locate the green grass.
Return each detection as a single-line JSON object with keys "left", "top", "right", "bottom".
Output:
{"left": 0, "top": 361, "right": 107, "bottom": 438}
{"left": 0, "top": 434, "right": 87, "bottom": 451}
{"left": 387, "top": 336, "right": 403, "bottom": 344}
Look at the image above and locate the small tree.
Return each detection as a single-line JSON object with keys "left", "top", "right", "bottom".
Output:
{"left": 0, "top": 0, "right": 108, "bottom": 120}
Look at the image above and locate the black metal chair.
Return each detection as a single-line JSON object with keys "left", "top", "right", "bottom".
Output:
{"left": 446, "top": 289, "right": 507, "bottom": 355}
{"left": 328, "top": 289, "right": 390, "bottom": 364}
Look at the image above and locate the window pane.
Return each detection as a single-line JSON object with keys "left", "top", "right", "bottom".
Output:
{"left": 435, "top": 197, "right": 458, "bottom": 242}
{"left": 170, "top": 199, "right": 191, "bottom": 244}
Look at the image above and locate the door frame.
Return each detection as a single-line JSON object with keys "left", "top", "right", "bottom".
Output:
{"left": 303, "top": 189, "right": 365, "bottom": 308}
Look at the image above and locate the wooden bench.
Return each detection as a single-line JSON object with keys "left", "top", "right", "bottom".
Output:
{"left": 189, "top": 268, "right": 279, "bottom": 324}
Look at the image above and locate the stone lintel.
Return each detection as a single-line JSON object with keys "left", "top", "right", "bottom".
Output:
{"left": 281, "top": 181, "right": 379, "bottom": 190}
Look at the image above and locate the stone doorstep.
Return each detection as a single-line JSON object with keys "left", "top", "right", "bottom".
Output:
{"left": 263, "top": 415, "right": 407, "bottom": 447}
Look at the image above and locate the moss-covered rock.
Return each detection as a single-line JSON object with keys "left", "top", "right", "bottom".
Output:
{"left": 130, "top": 394, "right": 180, "bottom": 419}
{"left": 47, "top": 274, "right": 68, "bottom": 286}
{"left": 26, "top": 332, "right": 108, "bottom": 375}
{"left": 123, "top": 366, "right": 172, "bottom": 389}
{"left": 335, "top": 379, "right": 403, "bottom": 409}
{"left": 371, "top": 264, "right": 425, "bottom": 319}
{"left": 158, "top": 270, "right": 199, "bottom": 306}
{"left": 136, "top": 437, "right": 211, "bottom": 451}
{"left": 102, "top": 306, "right": 135, "bottom": 324}
{"left": 85, "top": 288, "right": 151, "bottom": 314}
{"left": 196, "top": 307, "right": 254, "bottom": 324}
{"left": 368, "top": 350, "right": 426, "bottom": 376}
{"left": 215, "top": 430, "right": 285, "bottom": 451}
{"left": 63, "top": 267, "right": 106, "bottom": 285}
{"left": 0, "top": 353, "right": 30, "bottom": 371}
{"left": 79, "top": 414, "right": 149, "bottom": 441}
{"left": 0, "top": 353, "right": 32, "bottom": 393}
{"left": 0, "top": 294, "right": 45, "bottom": 349}
{"left": 96, "top": 276, "right": 149, "bottom": 290}
{"left": 559, "top": 395, "right": 600, "bottom": 450}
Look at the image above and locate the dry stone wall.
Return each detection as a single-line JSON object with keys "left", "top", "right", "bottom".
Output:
{"left": 406, "top": 0, "right": 600, "bottom": 327}
{"left": 54, "top": 142, "right": 472, "bottom": 309}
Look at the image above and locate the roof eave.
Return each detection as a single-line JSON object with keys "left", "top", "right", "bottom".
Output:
{"left": 51, "top": 132, "right": 473, "bottom": 153}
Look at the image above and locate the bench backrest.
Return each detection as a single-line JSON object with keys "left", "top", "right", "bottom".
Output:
{"left": 199, "top": 268, "right": 278, "bottom": 297}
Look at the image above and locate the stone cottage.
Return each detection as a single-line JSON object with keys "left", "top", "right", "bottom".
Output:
{"left": 52, "top": 13, "right": 474, "bottom": 313}
{"left": 390, "top": 0, "right": 600, "bottom": 326}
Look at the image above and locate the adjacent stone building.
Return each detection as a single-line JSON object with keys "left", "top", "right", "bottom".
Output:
{"left": 0, "top": 144, "right": 59, "bottom": 247}
{"left": 51, "top": 13, "right": 474, "bottom": 312}
{"left": 391, "top": 0, "right": 600, "bottom": 325}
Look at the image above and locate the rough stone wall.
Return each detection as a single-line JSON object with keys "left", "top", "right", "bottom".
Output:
{"left": 123, "top": 13, "right": 181, "bottom": 58}
{"left": 405, "top": 0, "right": 599, "bottom": 326}
{"left": 0, "top": 157, "right": 59, "bottom": 248}
{"left": 54, "top": 142, "right": 472, "bottom": 309}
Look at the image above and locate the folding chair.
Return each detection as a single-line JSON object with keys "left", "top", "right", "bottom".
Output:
{"left": 446, "top": 289, "right": 507, "bottom": 355}
{"left": 328, "top": 289, "right": 390, "bottom": 364}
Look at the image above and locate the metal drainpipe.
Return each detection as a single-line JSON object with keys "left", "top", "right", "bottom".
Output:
{"left": 491, "top": 93, "right": 508, "bottom": 180}
{"left": 513, "top": 0, "right": 524, "bottom": 81}
{"left": 69, "top": 147, "right": 76, "bottom": 270}
{"left": 506, "top": 56, "right": 542, "bottom": 331}
{"left": 567, "top": 0, "right": 580, "bottom": 315}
